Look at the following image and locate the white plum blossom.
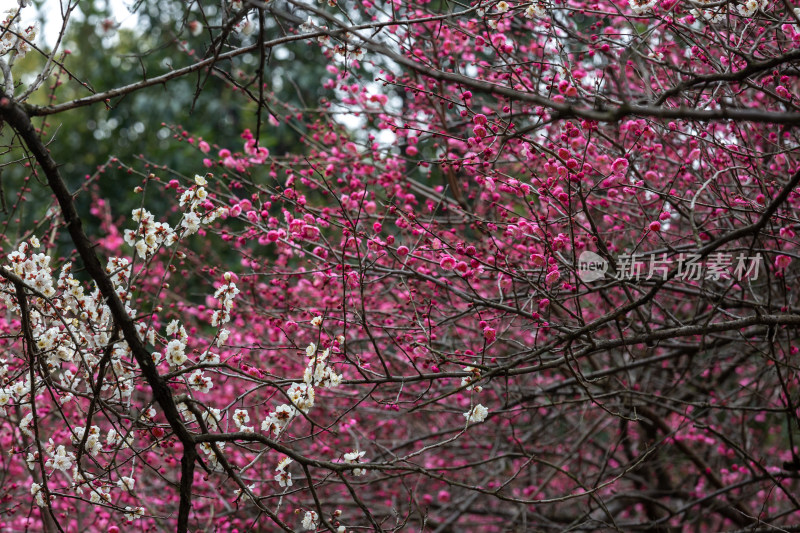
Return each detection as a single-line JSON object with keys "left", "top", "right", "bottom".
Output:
{"left": 233, "top": 408, "right": 250, "bottom": 426}
{"left": 306, "top": 342, "right": 317, "bottom": 357}
{"left": 232, "top": 409, "right": 253, "bottom": 432}
{"left": 262, "top": 404, "right": 297, "bottom": 435}
{"left": 72, "top": 426, "right": 103, "bottom": 456}
{"left": 690, "top": 6, "right": 727, "bottom": 22}
{"left": 117, "top": 476, "right": 136, "bottom": 491}
{"left": 210, "top": 273, "right": 239, "bottom": 327}
{"left": 217, "top": 328, "right": 230, "bottom": 346}
{"left": 737, "top": 0, "right": 758, "bottom": 16}
{"left": 188, "top": 369, "right": 213, "bottom": 393}
{"left": 460, "top": 366, "right": 483, "bottom": 392}
{"left": 30, "top": 483, "right": 45, "bottom": 506}
{"left": 287, "top": 383, "right": 315, "bottom": 413}
{"left": 19, "top": 412, "right": 33, "bottom": 438}
{"left": 275, "top": 457, "right": 293, "bottom": 487}
{"left": 166, "top": 319, "right": 181, "bottom": 336}
{"left": 0, "top": 12, "right": 37, "bottom": 59}
{"left": 303, "top": 347, "right": 342, "bottom": 388}
{"left": 181, "top": 212, "right": 201, "bottom": 235}
{"left": 166, "top": 339, "right": 187, "bottom": 366}
{"left": 0, "top": 388, "right": 11, "bottom": 415}
{"left": 525, "top": 2, "right": 547, "bottom": 17}
{"left": 301, "top": 511, "right": 318, "bottom": 530}
{"left": 45, "top": 445, "right": 74, "bottom": 472}
{"left": 126, "top": 209, "right": 179, "bottom": 258}
{"left": 199, "top": 350, "right": 220, "bottom": 365}
{"left": 299, "top": 17, "right": 316, "bottom": 32}
{"left": 464, "top": 404, "right": 489, "bottom": 425}
{"left": 199, "top": 441, "right": 225, "bottom": 471}
{"left": 234, "top": 483, "right": 256, "bottom": 502}
{"left": 124, "top": 506, "right": 145, "bottom": 521}
{"left": 26, "top": 452, "right": 38, "bottom": 470}
{"left": 89, "top": 485, "right": 111, "bottom": 503}
{"left": 629, "top": 0, "right": 657, "bottom": 14}
{"left": 343, "top": 450, "right": 367, "bottom": 476}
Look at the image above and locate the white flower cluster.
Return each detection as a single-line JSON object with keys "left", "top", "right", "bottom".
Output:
{"left": 124, "top": 208, "right": 178, "bottom": 259}
{"left": 460, "top": 365, "right": 483, "bottom": 392}
{"left": 261, "top": 404, "right": 297, "bottom": 436}
{"left": 324, "top": 31, "right": 365, "bottom": 62}
{"left": 72, "top": 425, "right": 104, "bottom": 456}
{"left": 0, "top": 379, "right": 31, "bottom": 418}
{"left": 180, "top": 175, "right": 226, "bottom": 232}
{"left": 5, "top": 239, "right": 55, "bottom": 297}
{"left": 301, "top": 510, "right": 318, "bottom": 531}
{"left": 180, "top": 405, "right": 225, "bottom": 469}
{"left": 274, "top": 457, "right": 293, "bottom": 487}
{"left": 689, "top": 0, "right": 765, "bottom": 22}
{"left": 106, "top": 427, "right": 133, "bottom": 449}
{"left": 44, "top": 445, "right": 74, "bottom": 473}
{"left": 199, "top": 440, "right": 225, "bottom": 470}
{"left": 0, "top": 240, "right": 150, "bottom": 464}
{"left": 188, "top": 368, "right": 213, "bottom": 393}
{"left": 165, "top": 339, "right": 187, "bottom": 367}
{"left": 124, "top": 506, "right": 145, "bottom": 521}
{"left": 689, "top": 5, "right": 726, "bottom": 22}
{"left": 629, "top": 0, "right": 657, "bottom": 15}
{"left": 261, "top": 333, "right": 347, "bottom": 438}
{"left": 124, "top": 175, "right": 224, "bottom": 259}
{"left": 303, "top": 343, "right": 342, "bottom": 388}
{"left": 736, "top": 0, "right": 762, "bottom": 16}
{"left": 19, "top": 411, "right": 33, "bottom": 437}
{"left": 30, "top": 482, "right": 45, "bottom": 506}
{"left": 233, "top": 408, "right": 254, "bottom": 433}
{"left": 164, "top": 320, "right": 190, "bottom": 367}
{"left": 1, "top": 9, "right": 37, "bottom": 59}
{"left": 89, "top": 485, "right": 111, "bottom": 504}
{"left": 524, "top": 2, "right": 547, "bottom": 18}
{"left": 0, "top": 387, "right": 11, "bottom": 416}
{"left": 287, "top": 382, "right": 316, "bottom": 413}
{"left": 0, "top": 176, "right": 234, "bottom": 519}
{"left": 210, "top": 272, "right": 239, "bottom": 327}
{"left": 117, "top": 476, "right": 135, "bottom": 492}
{"left": 343, "top": 450, "right": 367, "bottom": 476}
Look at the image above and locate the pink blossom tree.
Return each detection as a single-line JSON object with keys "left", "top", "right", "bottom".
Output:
{"left": 1, "top": 0, "right": 800, "bottom": 530}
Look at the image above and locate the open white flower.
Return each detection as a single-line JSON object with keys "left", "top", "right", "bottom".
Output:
{"left": 629, "top": 0, "right": 657, "bottom": 14}
{"left": 188, "top": 369, "right": 213, "bottom": 393}
{"left": 464, "top": 404, "right": 489, "bottom": 424}
{"left": 344, "top": 450, "right": 367, "bottom": 476}
{"left": 166, "top": 339, "right": 187, "bottom": 366}
{"left": 301, "top": 511, "right": 318, "bottom": 530}
{"left": 525, "top": 2, "right": 547, "bottom": 17}
{"left": 737, "top": 0, "right": 758, "bottom": 16}
{"left": 45, "top": 445, "right": 74, "bottom": 473}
